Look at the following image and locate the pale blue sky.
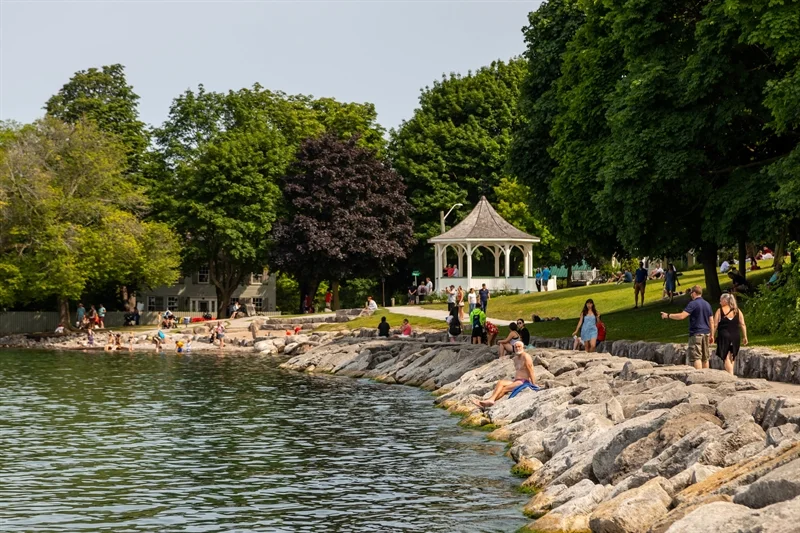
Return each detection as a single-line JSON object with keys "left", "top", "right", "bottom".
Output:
{"left": 1, "top": 0, "right": 539, "bottom": 131}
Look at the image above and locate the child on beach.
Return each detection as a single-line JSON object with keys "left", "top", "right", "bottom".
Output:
{"left": 87, "top": 329, "right": 95, "bottom": 347}
{"left": 153, "top": 329, "right": 166, "bottom": 352}
{"left": 176, "top": 340, "right": 185, "bottom": 354}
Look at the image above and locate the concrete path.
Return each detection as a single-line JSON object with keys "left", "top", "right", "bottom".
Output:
{"left": 386, "top": 305, "right": 511, "bottom": 326}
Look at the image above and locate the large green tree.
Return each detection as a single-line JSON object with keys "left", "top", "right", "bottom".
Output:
{"left": 390, "top": 59, "right": 527, "bottom": 240}
{"left": 0, "top": 117, "right": 180, "bottom": 324}
{"left": 151, "top": 85, "right": 385, "bottom": 316}
{"left": 45, "top": 64, "right": 149, "bottom": 174}
{"left": 270, "top": 134, "right": 414, "bottom": 312}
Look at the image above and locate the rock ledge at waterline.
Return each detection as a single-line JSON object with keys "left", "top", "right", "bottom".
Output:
{"left": 281, "top": 337, "right": 800, "bottom": 533}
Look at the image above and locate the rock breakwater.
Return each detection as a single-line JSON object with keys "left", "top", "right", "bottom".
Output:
{"left": 282, "top": 337, "right": 800, "bottom": 533}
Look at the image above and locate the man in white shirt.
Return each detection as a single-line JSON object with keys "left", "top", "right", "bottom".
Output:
{"left": 425, "top": 277, "right": 433, "bottom": 295}
{"left": 720, "top": 260, "right": 730, "bottom": 273}
{"left": 446, "top": 285, "right": 457, "bottom": 314}
{"left": 452, "top": 266, "right": 460, "bottom": 277}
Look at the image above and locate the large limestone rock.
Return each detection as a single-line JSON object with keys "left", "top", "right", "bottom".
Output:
{"left": 589, "top": 477, "right": 673, "bottom": 533}
{"left": 526, "top": 482, "right": 610, "bottom": 532}
{"left": 664, "top": 496, "right": 800, "bottom": 532}
{"left": 733, "top": 457, "right": 800, "bottom": 509}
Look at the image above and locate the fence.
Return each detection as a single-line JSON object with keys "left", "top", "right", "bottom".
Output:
{"left": 0, "top": 310, "right": 282, "bottom": 335}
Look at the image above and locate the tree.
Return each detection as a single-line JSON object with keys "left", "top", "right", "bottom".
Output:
{"left": 270, "top": 134, "right": 414, "bottom": 312}
{"left": 151, "top": 85, "right": 385, "bottom": 317}
{"left": 45, "top": 64, "right": 149, "bottom": 174}
{"left": 389, "top": 59, "right": 527, "bottom": 240}
{"left": 0, "top": 117, "right": 180, "bottom": 325}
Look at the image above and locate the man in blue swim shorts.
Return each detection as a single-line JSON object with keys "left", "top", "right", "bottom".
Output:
{"left": 471, "top": 343, "right": 536, "bottom": 408}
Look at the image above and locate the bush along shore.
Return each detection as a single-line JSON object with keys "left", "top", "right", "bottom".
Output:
{"left": 281, "top": 335, "right": 800, "bottom": 533}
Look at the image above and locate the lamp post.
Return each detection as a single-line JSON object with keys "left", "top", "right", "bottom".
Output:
{"left": 440, "top": 203, "right": 463, "bottom": 233}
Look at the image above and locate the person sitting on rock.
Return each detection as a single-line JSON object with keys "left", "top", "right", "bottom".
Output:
{"left": 398, "top": 319, "right": 412, "bottom": 337}
{"left": 359, "top": 296, "right": 379, "bottom": 317}
{"left": 377, "top": 316, "right": 391, "bottom": 337}
{"left": 471, "top": 343, "right": 536, "bottom": 408}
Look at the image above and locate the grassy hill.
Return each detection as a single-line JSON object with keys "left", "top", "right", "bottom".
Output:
{"left": 425, "top": 264, "right": 799, "bottom": 352}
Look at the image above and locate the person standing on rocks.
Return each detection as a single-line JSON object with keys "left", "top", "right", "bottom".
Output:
{"left": 712, "top": 293, "right": 748, "bottom": 375}
{"left": 661, "top": 285, "right": 714, "bottom": 369}
{"left": 572, "top": 299, "right": 600, "bottom": 353}
{"left": 469, "top": 306, "right": 486, "bottom": 345}
{"left": 471, "top": 342, "right": 536, "bottom": 408}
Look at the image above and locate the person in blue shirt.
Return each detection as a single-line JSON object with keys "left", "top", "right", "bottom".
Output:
{"left": 535, "top": 269, "right": 543, "bottom": 292}
{"left": 541, "top": 267, "right": 551, "bottom": 292}
{"left": 660, "top": 285, "right": 714, "bottom": 369}
{"left": 634, "top": 261, "right": 648, "bottom": 309}
{"left": 622, "top": 269, "right": 633, "bottom": 283}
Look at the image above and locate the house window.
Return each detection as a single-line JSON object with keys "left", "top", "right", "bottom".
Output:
{"left": 230, "top": 298, "right": 239, "bottom": 306}
{"left": 148, "top": 296, "right": 164, "bottom": 311}
{"left": 252, "top": 298, "right": 263, "bottom": 311}
{"left": 198, "top": 265, "right": 210, "bottom": 284}
{"left": 167, "top": 296, "right": 179, "bottom": 311}
{"left": 250, "top": 271, "right": 265, "bottom": 284}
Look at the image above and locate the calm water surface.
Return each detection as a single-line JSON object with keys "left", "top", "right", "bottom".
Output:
{"left": 0, "top": 350, "right": 526, "bottom": 532}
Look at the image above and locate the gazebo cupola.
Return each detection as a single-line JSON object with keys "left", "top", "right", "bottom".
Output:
{"left": 428, "top": 196, "right": 541, "bottom": 293}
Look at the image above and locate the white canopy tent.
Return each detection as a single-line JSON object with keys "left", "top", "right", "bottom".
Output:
{"left": 428, "top": 196, "right": 548, "bottom": 294}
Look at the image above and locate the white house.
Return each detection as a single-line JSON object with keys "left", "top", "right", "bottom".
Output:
{"left": 137, "top": 267, "right": 277, "bottom": 316}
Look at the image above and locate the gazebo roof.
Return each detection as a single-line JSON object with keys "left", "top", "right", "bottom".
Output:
{"left": 428, "top": 196, "right": 541, "bottom": 244}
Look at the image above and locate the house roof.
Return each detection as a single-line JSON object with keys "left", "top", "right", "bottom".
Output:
{"left": 428, "top": 196, "right": 541, "bottom": 244}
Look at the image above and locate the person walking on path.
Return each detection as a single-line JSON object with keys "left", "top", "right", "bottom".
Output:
{"left": 324, "top": 289, "right": 333, "bottom": 311}
{"left": 541, "top": 267, "right": 551, "bottom": 291}
{"left": 469, "top": 306, "right": 486, "bottom": 345}
{"left": 446, "top": 285, "right": 456, "bottom": 314}
{"left": 634, "top": 262, "right": 648, "bottom": 308}
{"left": 468, "top": 288, "right": 477, "bottom": 313}
{"left": 712, "top": 294, "right": 748, "bottom": 375}
{"left": 661, "top": 285, "right": 714, "bottom": 369}
{"left": 408, "top": 284, "right": 417, "bottom": 305}
{"left": 535, "top": 268, "right": 542, "bottom": 292}
{"left": 479, "top": 284, "right": 490, "bottom": 313}
{"left": 425, "top": 277, "right": 433, "bottom": 295}
{"left": 572, "top": 299, "right": 600, "bottom": 353}
{"left": 456, "top": 286, "right": 465, "bottom": 321}
{"left": 663, "top": 263, "right": 680, "bottom": 303}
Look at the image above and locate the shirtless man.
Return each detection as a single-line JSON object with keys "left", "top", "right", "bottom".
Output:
{"left": 472, "top": 343, "right": 536, "bottom": 408}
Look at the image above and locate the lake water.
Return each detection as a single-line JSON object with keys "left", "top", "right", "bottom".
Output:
{"left": 0, "top": 350, "right": 526, "bottom": 532}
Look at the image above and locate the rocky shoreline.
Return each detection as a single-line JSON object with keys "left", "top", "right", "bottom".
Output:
{"left": 282, "top": 337, "right": 800, "bottom": 533}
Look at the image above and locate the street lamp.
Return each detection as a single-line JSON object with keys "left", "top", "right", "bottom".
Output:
{"left": 440, "top": 203, "right": 463, "bottom": 233}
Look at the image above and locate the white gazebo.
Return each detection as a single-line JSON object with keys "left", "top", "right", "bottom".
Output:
{"left": 428, "top": 196, "right": 549, "bottom": 294}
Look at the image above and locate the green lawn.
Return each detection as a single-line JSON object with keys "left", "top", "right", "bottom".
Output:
{"left": 420, "top": 264, "right": 800, "bottom": 352}
{"left": 316, "top": 312, "right": 447, "bottom": 332}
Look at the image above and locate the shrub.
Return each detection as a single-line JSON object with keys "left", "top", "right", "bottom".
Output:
{"left": 743, "top": 246, "right": 800, "bottom": 338}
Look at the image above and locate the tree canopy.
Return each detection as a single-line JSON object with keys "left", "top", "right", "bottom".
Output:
{"left": 0, "top": 117, "right": 180, "bottom": 322}
{"left": 45, "top": 64, "right": 150, "bottom": 174}
{"left": 270, "top": 134, "right": 414, "bottom": 311}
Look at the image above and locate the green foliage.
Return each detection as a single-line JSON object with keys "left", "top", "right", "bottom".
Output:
{"left": 745, "top": 247, "right": 800, "bottom": 338}
{"left": 45, "top": 64, "right": 149, "bottom": 174}
{"left": 275, "top": 273, "right": 300, "bottom": 313}
{"left": 338, "top": 278, "right": 379, "bottom": 310}
{"left": 0, "top": 117, "right": 180, "bottom": 313}
{"left": 390, "top": 59, "right": 527, "bottom": 240}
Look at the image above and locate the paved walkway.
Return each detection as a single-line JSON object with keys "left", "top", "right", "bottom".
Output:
{"left": 386, "top": 305, "right": 510, "bottom": 325}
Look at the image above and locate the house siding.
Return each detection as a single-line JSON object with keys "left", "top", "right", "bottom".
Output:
{"left": 138, "top": 273, "right": 277, "bottom": 313}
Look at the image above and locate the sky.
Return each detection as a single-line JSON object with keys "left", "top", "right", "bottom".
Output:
{"left": 0, "top": 0, "right": 539, "bottom": 132}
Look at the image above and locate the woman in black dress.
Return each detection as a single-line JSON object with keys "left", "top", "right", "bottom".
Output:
{"left": 712, "top": 293, "right": 749, "bottom": 375}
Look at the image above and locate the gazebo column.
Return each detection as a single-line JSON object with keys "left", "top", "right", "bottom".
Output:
{"left": 494, "top": 246, "right": 501, "bottom": 277}
{"left": 457, "top": 246, "right": 464, "bottom": 276}
{"left": 504, "top": 245, "right": 511, "bottom": 278}
{"left": 523, "top": 245, "right": 530, "bottom": 281}
{"left": 434, "top": 244, "right": 441, "bottom": 293}
{"left": 466, "top": 244, "right": 473, "bottom": 290}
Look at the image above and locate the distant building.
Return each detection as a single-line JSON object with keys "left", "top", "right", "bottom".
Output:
{"left": 137, "top": 267, "right": 276, "bottom": 315}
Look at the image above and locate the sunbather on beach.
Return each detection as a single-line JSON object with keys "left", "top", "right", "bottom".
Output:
{"left": 472, "top": 343, "right": 536, "bottom": 408}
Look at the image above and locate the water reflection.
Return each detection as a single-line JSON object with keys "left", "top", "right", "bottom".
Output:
{"left": 0, "top": 351, "right": 526, "bottom": 532}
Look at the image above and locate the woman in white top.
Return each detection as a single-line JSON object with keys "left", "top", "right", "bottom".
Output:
{"left": 468, "top": 288, "right": 477, "bottom": 313}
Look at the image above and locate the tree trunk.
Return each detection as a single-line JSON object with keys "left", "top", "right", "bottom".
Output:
{"left": 332, "top": 280, "right": 340, "bottom": 311}
{"left": 58, "top": 297, "right": 71, "bottom": 329}
{"left": 701, "top": 245, "right": 722, "bottom": 301}
{"left": 774, "top": 224, "right": 788, "bottom": 268}
{"left": 216, "top": 286, "right": 234, "bottom": 319}
{"left": 566, "top": 264, "right": 573, "bottom": 287}
{"left": 738, "top": 235, "right": 747, "bottom": 282}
